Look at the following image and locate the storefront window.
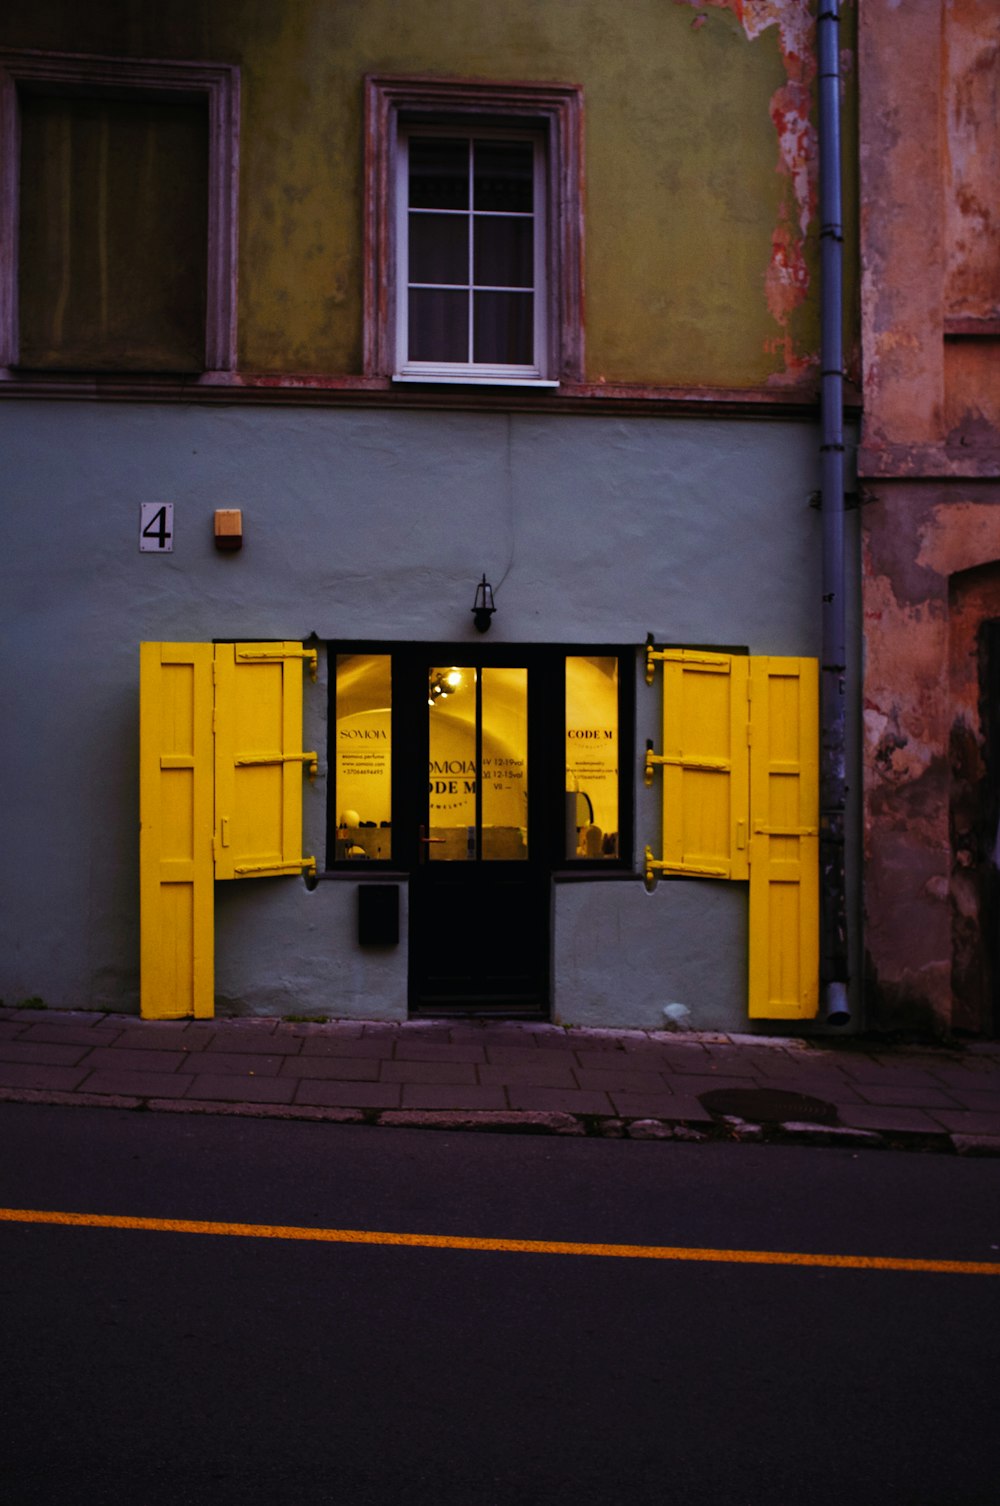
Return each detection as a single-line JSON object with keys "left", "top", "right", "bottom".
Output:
{"left": 334, "top": 654, "right": 392, "bottom": 860}
{"left": 565, "top": 655, "right": 619, "bottom": 860}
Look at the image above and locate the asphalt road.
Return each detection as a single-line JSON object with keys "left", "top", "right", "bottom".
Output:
{"left": 1, "top": 1103, "right": 998, "bottom": 1506}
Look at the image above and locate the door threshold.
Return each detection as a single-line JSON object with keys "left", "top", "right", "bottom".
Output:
{"left": 410, "top": 1001, "right": 549, "bottom": 1021}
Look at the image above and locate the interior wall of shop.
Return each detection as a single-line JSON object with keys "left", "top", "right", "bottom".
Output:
{"left": 0, "top": 400, "right": 859, "bottom": 1029}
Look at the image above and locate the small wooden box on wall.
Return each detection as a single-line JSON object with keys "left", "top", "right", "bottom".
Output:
{"left": 214, "top": 509, "right": 243, "bottom": 551}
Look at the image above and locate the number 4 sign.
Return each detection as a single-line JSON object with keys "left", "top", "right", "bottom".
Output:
{"left": 140, "top": 503, "right": 174, "bottom": 553}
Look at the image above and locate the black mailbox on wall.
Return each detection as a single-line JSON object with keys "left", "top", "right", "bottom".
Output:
{"left": 358, "top": 884, "right": 399, "bottom": 946}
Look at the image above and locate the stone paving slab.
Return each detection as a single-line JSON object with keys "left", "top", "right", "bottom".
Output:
{"left": 0, "top": 1063, "right": 90, "bottom": 1091}
{"left": 16, "top": 1023, "right": 125, "bottom": 1047}
{"left": 79, "top": 1069, "right": 194, "bottom": 1099}
{"left": 393, "top": 1041, "right": 487, "bottom": 1063}
{"left": 299, "top": 1036, "right": 394, "bottom": 1059}
{"left": 201, "top": 1032, "right": 301, "bottom": 1055}
{"left": 400, "top": 1084, "right": 509, "bottom": 1111}
{"left": 478, "top": 1061, "right": 578, "bottom": 1088}
{"left": 110, "top": 1029, "right": 210, "bottom": 1053}
{"left": 838, "top": 1104, "right": 947, "bottom": 1135}
{"left": 945, "top": 1087, "right": 1000, "bottom": 1111}
{"left": 77, "top": 1046, "right": 190, "bottom": 1073}
{"left": 0, "top": 1040, "right": 90, "bottom": 1066}
{"left": 380, "top": 1060, "right": 478, "bottom": 1085}
{"left": 180, "top": 1052, "right": 285, "bottom": 1076}
{"left": 292, "top": 1080, "right": 402, "bottom": 1109}
{"left": 574, "top": 1067, "right": 671, "bottom": 1092}
{"left": 279, "top": 1056, "right": 382, "bottom": 1081}
{"left": 610, "top": 1091, "right": 715, "bottom": 1120}
{"left": 184, "top": 1074, "right": 297, "bottom": 1104}
{"left": 506, "top": 1087, "right": 614, "bottom": 1114}
{"left": 854, "top": 1084, "right": 961, "bottom": 1109}
{"left": 759, "top": 1075, "right": 866, "bottom": 1105}
{"left": 924, "top": 1108, "right": 1000, "bottom": 1135}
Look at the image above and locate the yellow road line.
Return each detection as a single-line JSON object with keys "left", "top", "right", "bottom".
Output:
{"left": 1, "top": 1207, "right": 998, "bottom": 1275}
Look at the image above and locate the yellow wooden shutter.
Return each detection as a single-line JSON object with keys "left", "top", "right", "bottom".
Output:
{"left": 213, "top": 642, "right": 317, "bottom": 880}
{"left": 139, "top": 643, "right": 215, "bottom": 1019}
{"left": 747, "top": 656, "right": 819, "bottom": 1019}
{"left": 655, "top": 650, "right": 749, "bottom": 880}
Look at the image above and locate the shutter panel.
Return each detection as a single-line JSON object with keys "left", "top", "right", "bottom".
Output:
{"left": 214, "top": 642, "right": 317, "bottom": 880}
{"left": 139, "top": 643, "right": 215, "bottom": 1019}
{"left": 747, "top": 656, "right": 819, "bottom": 1019}
{"left": 659, "top": 651, "right": 749, "bottom": 880}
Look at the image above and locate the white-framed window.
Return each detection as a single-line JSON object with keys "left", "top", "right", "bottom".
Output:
{"left": 396, "top": 127, "right": 548, "bottom": 383}
{"left": 365, "top": 77, "right": 584, "bottom": 388}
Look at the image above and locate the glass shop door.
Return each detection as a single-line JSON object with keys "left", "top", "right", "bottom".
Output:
{"left": 406, "top": 653, "right": 550, "bottom": 1014}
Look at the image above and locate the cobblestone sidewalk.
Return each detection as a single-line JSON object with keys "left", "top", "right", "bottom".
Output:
{"left": 2, "top": 1006, "right": 999, "bottom": 1153}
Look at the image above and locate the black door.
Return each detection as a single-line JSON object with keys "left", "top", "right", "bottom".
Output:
{"left": 404, "top": 651, "right": 550, "bottom": 1015}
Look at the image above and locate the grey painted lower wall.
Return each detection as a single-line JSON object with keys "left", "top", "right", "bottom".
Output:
{"left": 0, "top": 399, "right": 859, "bottom": 1031}
{"left": 552, "top": 878, "right": 747, "bottom": 1031}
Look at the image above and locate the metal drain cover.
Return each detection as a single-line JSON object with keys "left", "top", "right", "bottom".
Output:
{"left": 698, "top": 1087, "right": 839, "bottom": 1126}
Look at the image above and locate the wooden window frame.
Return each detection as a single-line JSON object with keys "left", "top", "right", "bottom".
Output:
{"left": 396, "top": 125, "right": 549, "bottom": 384}
{"left": 0, "top": 49, "right": 239, "bottom": 374}
{"left": 364, "top": 75, "right": 584, "bottom": 386}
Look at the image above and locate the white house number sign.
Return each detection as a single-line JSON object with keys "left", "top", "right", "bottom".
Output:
{"left": 139, "top": 503, "right": 174, "bottom": 553}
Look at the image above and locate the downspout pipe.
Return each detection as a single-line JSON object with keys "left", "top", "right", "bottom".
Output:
{"left": 818, "top": 1, "right": 850, "bottom": 1024}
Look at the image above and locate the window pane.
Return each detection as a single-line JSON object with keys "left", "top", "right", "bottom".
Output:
{"left": 18, "top": 94, "right": 208, "bottom": 372}
{"left": 409, "top": 288, "right": 469, "bottom": 362}
{"left": 409, "top": 212, "right": 468, "bottom": 286}
{"left": 473, "top": 291, "right": 533, "bottom": 364}
{"left": 335, "top": 654, "right": 392, "bottom": 862}
{"left": 473, "top": 216, "right": 533, "bottom": 289}
{"left": 429, "top": 667, "right": 477, "bottom": 861}
{"left": 409, "top": 137, "right": 468, "bottom": 209}
{"left": 566, "top": 657, "right": 619, "bottom": 860}
{"left": 473, "top": 140, "right": 534, "bottom": 212}
{"left": 482, "top": 668, "right": 528, "bottom": 861}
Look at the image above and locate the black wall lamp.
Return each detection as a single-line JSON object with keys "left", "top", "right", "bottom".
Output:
{"left": 471, "top": 574, "right": 496, "bottom": 632}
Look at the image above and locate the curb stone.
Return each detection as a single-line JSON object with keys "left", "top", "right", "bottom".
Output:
{"left": 0, "top": 1087, "right": 144, "bottom": 1112}
{"left": 778, "top": 1121, "right": 884, "bottom": 1147}
{"left": 149, "top": 1099, "right": 368, "bottom": 1125}
{"left": 627, "top": 1119, "right": 675, "bottom": 1140}
{"left": 950, "top": 1133, "right": 1000, "bottom": 1157}
{"left": 378, "top": 1110, "right": 586, "bottom": 1135}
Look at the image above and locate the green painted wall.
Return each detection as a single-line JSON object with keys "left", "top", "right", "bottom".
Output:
{"left": 0, "top": 0, "right": 858, "bottom": 388}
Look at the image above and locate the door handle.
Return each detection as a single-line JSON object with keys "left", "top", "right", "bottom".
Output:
{"left": 418, "top": 824, "right": 445, "bottom": 862}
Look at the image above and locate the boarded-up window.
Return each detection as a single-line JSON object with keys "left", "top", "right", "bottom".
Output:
{"left": 18, "top": 92, "right": 209, "bottom": 371}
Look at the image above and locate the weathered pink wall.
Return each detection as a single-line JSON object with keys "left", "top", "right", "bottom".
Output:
{"left": 860, "top": 0, "right": 1000, "bottom": 1033}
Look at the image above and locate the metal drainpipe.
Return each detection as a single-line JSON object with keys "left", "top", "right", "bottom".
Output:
{"left": 818, "top": 0, "right": 850, "bottom": 1024}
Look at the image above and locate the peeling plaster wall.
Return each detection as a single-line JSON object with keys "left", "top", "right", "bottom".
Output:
{"left": 0, "top": 0, "right": 859, "bottom": 391}
{"left": 859, "top": 0, "right": 1000, "bottom": 1033}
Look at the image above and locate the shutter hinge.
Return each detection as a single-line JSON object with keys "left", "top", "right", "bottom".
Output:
{"left": 647, "top": 747, "right": 732, "bottom": 785}
{"left": 235, "top": 647, "right": 318, "bottom": 681}
{"left": 644, "top": 845, "right": 728, "bottom": 888}
{"left": 235, "top": 751, "right": 319, "bottom": 780}
{"left": 753, "top": 823, "right": 819, "bottom": 837}
{"left": 232, "top": 856, "right": 317, "bottom": 877}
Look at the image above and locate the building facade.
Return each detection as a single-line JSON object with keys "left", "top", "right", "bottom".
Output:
{"left": 859, "top": 0, "right": 1000, "bottom": 1037}
{"left": 0, "top": 1, "right": 861, "bottom": 1032}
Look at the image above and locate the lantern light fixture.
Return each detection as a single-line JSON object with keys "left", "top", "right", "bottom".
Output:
{"left": 471, "top": 574, "right": 496, "bottom": 632}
